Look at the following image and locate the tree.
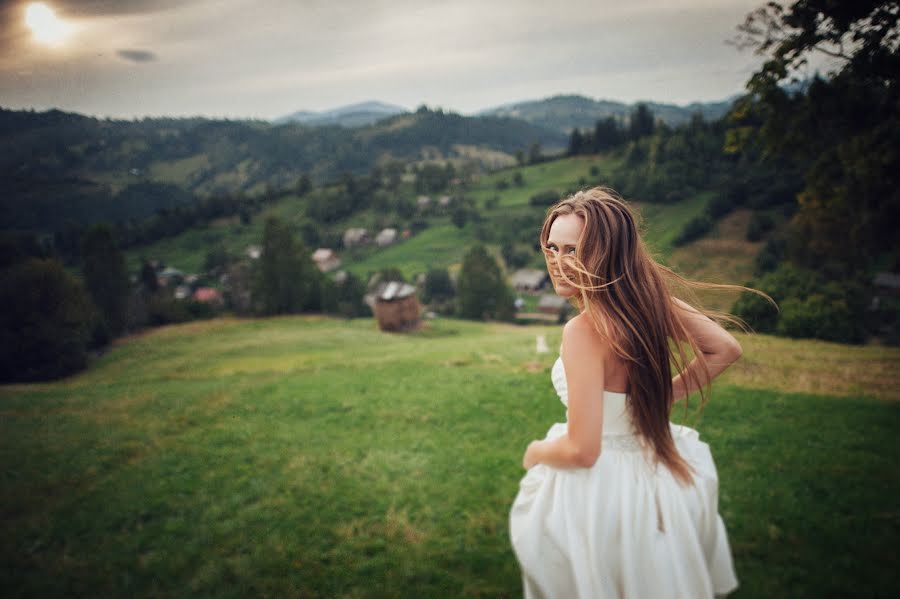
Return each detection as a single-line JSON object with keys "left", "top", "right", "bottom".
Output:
{"left": 423, "top": 267, "right": 455, "bottom": 303}
{"left": 528, "top": 142, "right": 543, "bottom": 164}
{"left": 296, "top": 174, "right": 312, "bottom": 196}
{"left": 81, "top": 224, "right": 130, "bottom": 337}
{"left": 255, "top": 216, "right": 322, "bottom": 315}
{"left": 731, "top": 0, "right": 900, "bottom": 273}
{"left": 0, "top": 258, "right": 94, "bottom": 381}
{"left": 139, "top": 259, "right": 159, "bottom": 294}
{"left": 628, "top": 104, "right": 655, "bottom": 140}
{"left": 568, "top": 128, "right": 585, "bottom": 156}
{"left": 457, "top": 244, "right": 515, "bottom": 321}
{"left": 451, "top": 201, "right": 469, "bottom": 228}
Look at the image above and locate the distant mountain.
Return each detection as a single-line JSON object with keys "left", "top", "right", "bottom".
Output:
{"left": 478, "top": 94, "right": 737, "bottom": 133}
{"left": 273, "top": 101, "right": 408, "bottom": 128}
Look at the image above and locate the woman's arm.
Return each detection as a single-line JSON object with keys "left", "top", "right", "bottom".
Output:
{"left": 670, "top": 297, "right": 742, "bottom": 403}
{"left": 523, "top": 316, "right": 607, "bottom": 469}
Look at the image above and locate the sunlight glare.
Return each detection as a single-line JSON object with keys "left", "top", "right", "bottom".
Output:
{"left": 25, "top": 3, "right": 70, "bottom": 46}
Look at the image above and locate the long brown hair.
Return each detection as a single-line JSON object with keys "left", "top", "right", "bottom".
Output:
{"left": 540, "top": 186, "right": 775, "bottom": 485}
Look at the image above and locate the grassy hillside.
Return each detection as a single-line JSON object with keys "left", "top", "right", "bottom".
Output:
{"left": 1, "top": 316, "right": 897, "bottom": 597}
{"left": 124, "top": 155, "right": 740, "bottom": 313}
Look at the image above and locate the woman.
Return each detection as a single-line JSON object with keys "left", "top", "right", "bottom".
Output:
{"left": 509, "top": 187, "right": 773, "bottom": 598}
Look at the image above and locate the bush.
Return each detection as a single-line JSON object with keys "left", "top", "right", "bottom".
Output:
{"left": 731, "top": 263, "right": 870, "bottom": 343}
{"left": 0, "top": 259, "right": 94, "bottom": 382}
{"left": 776, "top": 294, "right": 862, "bottom": 343}
{"left": 145, "top": 293, "right": 192, "bottom": 325}
{"left": 501, "top": 243, "right": 533, "bottom": 269}
{"left": 673, "top": 215, "right": 713, "bottom": 246}
{"left": 707, "top": 194, "right": 736, "bottom": 219}
{"left": 529, "top": 190, "right": 560, "bottom": 207}
{"left": 746, "top": 212, "right": 775, "bottom": 242}
{"left": 423, "top": 268, "right": 454, "bottom": 303}
{"left": 754, "top": 236, "right": 788, "bottom": 275}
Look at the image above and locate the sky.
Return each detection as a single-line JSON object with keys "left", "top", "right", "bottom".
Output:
{"left": 0, "top": 0, "right": 777, "bottom": 120}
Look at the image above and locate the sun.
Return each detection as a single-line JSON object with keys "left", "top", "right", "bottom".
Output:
{"left": 25, "top": 2, "right": 71, "bottom": 46}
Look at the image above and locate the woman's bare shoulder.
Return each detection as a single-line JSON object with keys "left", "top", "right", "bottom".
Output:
{"left": 561, "top": 314, "right": 608, "bottom": 358}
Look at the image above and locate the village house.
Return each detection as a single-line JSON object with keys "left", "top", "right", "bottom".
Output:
{"left": 343, "top": 228, "right": 370, "bottom": 248}
{"left": 157, "top": 267, "right": 184, "bottom": 288}
{"left": 416, "top": 195, "right": 432, "bottom": 208}
{"left": 375, "top": 228, "right": 398, "bottom": 247}
{"left": 537, "top": 294, "right": 570, "bottom": 315}
{"left": 312, "top": 248, "right": 341, "bottom": 273}
{"left": 174, "top": 285, "right": 191, "bottom": 300}
{"left": 193, "top": 287, "right": 224, "bottom": 306}
{"left": 245, "top": 245, "right": 262, "bottom": 260}
{"left": 511, "top": 269, "right": 548, "bottom": 293}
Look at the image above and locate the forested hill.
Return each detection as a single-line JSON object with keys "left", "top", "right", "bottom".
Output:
{"left": 0, "top": 106, "right": 566, "bottom": 232}
{"left": 479, "top": 94, "right": 735, "bottom": 134}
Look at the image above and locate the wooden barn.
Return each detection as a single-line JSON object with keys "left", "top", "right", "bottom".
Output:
{"left": 372, "top": 281, "right": 421, "bottom": 332}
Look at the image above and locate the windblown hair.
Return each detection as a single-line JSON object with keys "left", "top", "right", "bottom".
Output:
{"left": 540, "top": 186, "right": 775, "bottom": 485}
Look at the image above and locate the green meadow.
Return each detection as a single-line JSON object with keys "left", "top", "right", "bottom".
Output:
{"left": 2, "top": 316, "right": 898, "bottom": 597}
{"left": 122, "top": 154, "right": 731, "bottom": 290}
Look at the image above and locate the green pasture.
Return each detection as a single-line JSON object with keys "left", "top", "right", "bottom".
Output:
{"left": 345, "top": 224, "right": 470, "bottom": 280}
{"left": 124, "top": 155, "right": 741, "bottom": 296}
{"left": 468, "top": 155, "right": 618, "bottom": 209}
{"left": 1, "top": 316, "right": 898, "bottom": 597}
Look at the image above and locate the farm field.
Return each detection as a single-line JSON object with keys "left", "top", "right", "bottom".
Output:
{"left": 2, "top": 316, "right": 898, "bottom": 597}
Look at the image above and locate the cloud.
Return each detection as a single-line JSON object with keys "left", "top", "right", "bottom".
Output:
{"left": 51, "top": 1, "right": 185, "bottom": 18}
{"left": 116, "top": 48, "right": 156, "bottom": 63}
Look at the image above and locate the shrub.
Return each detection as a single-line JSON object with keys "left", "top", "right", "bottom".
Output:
{"left": 529, "top": 190, "right": 560, "bottom": 207}
{"left": 423, "top": 267, "right": 455, "bottom": 304}
{"left": 707, "top": 194, "right": 736, "bottom": 219}
{"left": 673, "top": 215, "right": 713, "bottom": 246}
{"left": 731, "top": 263, "right": 870, "bottom": 343}
{"left": 746, "top": 212, "right": 775, "bottom": 242}
{"left": 754, "top": 236, "right": 788, "bottom": 275}
{"left": 0, "top": 258, "right": 94, "bottom": 382}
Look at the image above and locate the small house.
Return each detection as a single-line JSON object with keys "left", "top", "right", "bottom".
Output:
{"left": 193, "top": 287, "right": 224, "bottom": 306}
{"left": 174, "top": 285, "right": 192, "bottom": 300}
{"left": 343, "top": 228, "right": 370, "bottom": 248}
{"left": 312, "top": 248, "right": 341, "bottom": 272}
{"left": 157, "top": 267, "right": 184, "bottom": 288}
{"left": 245, "top": 245, "right": 262, "bottom": 260}
{"left": 511, "top": 269, "right": 548, "bottom": 293}
{"left": 537, "top": 294, "right": 570, "bottom": 315}
{"left": 375, "top": 228, "right": 398, "bottom": 247}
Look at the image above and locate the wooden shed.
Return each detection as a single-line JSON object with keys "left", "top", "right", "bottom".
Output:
{"left": 372, "top": 281, "right": 421, "bottom": 332}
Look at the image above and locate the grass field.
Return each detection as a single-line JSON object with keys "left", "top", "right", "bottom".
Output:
{"left": 2, "top": 316, "right": 898, "bottom": 597}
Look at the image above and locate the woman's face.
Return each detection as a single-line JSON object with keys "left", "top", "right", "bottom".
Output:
{"left": 545, "top": 213, "right": 585, "bottom": 298}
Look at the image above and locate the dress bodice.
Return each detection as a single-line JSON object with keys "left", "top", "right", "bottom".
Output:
{"left": 551, "top": 355, "right": 637, "bottom": 435}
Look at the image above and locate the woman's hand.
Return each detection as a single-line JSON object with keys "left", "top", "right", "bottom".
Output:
{"left": 523, "top": 440, "right": 543, "bottom": 470}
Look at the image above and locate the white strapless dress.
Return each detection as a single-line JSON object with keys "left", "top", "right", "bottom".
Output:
{"left": 509, "top": 355, "right": 739, "bottom": 598}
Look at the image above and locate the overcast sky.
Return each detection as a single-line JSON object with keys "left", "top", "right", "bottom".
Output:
{"left": 0, "top": 0, "right": 774, "bottom": 120}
